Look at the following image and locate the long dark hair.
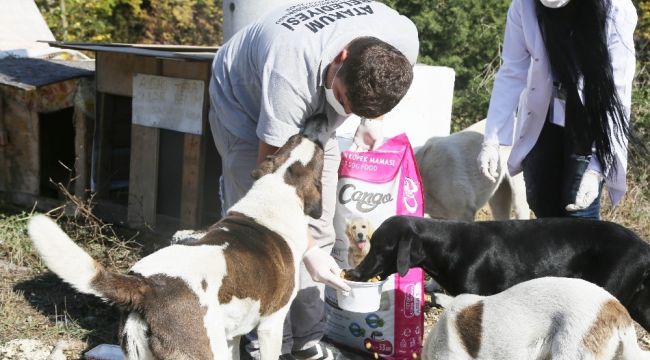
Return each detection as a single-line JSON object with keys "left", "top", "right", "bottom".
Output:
{"left": 536, "top": 0, "right": 630, "bottom": 174}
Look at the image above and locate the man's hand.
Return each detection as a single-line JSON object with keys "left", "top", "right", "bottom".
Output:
{"left": 477, "top": 142, "right": 500, "bottom": 182}
{"left": 349, "top": 118, "right": 383, "bottom": 152}
{"left": 303, "top": 246, "right": 351, "bottom": 294}
{"left": 566, "top": 169, "right": 603, "bottom": 212}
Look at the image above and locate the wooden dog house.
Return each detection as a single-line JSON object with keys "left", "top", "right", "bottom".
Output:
{"left": 0, "top": 57, "right": 95, "bottom": 208}
{"left": 47, "top": 42, "right": 222, "bottom": 232}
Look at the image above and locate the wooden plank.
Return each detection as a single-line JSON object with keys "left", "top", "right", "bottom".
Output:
{"left": 3, "top": 96, "right": 39, "bottom": 195}
{"left": 127, "top": 124, "right": 160, "bottom": 227}
{"left": 180, "top": 134, "right": 204, "bottom": 228}
{"left": 8, "top": 192, "right": 62, "bottom": 212}
{"left": 96, "top": 53, "right": 159, "bottom": 97}
{"left": 73, "top": 104, "right": 90, "bottom": 198}
{"left": 94, "top": 93, "right": 112, "bottom": 199}
{"left": 162, "top": 61, "right": 211, "bottom": 81}
{"left": 45, "top": 42, "right": 216, "bottom": 61}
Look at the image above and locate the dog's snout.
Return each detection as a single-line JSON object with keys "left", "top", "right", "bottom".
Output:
{"left": 357, "top": 233, "right": 364, "bottom": 241}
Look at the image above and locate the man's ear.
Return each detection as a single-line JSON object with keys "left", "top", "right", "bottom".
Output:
{"left": 396, "top": 236, "right": 412, "bottom": 277}
{"left": 333, "top": 48, "right": 349, "bottom": 64}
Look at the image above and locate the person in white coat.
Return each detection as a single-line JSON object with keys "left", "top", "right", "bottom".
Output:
{"left": 477, "top": 0, "right": 637, "bottom": 219}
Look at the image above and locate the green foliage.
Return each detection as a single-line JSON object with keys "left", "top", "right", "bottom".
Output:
{"left": 35, "top": 0, "right": 143, "bottom": 42}
{"left": 139, "top": 0, "right": 223, "bottom": 46}
{"left": 35, "top": 0, "right": 223, "bottom": 45}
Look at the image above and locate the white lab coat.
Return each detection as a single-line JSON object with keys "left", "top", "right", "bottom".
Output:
{"left": 484, "top": 0, "right": 637, "bottom": 205}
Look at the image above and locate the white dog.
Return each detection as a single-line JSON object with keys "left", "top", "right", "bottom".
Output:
{"left": 28, "top": 133, "right": 325, "bottom": 360}
{"left": 424, "top": 277, "right": 650, "bottom": 360}
{"left": 415, "top": 119, "right": 529, "bottom": 221}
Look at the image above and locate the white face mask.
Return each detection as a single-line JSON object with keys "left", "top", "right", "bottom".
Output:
{"left": 540, "top": 0, "right": 570, "bottom": 8}
{"left": 325, "top": 64, "right": 348, "bottom": 116}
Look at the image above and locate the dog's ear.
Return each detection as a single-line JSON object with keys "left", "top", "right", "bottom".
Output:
{"left": 304, "top": 177, "right": 323, "bottom": 219}
{"left": 368, "top": 221, "right": 374, "bottom": 238}
{"left": 251, "top": 155, "right": 277, "bottom": 180}
{"left": 285, "top": 161, "right": 323, "bottom": 219}
{"left": 346, "top": 221, "right": 355, "bottom": 242}
{"left": 397, "top": 232, "right": 425, "bottom": 277}
{"left": 396, "top": 236, "right": 413, "bottom": 277}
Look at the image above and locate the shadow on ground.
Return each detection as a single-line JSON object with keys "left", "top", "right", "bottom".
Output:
{"left": 13, "top": 273, "right": 121, "bottom": 354}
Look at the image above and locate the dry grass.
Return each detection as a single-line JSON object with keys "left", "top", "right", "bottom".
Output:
{"left": 0, "top": 181, "right": 142, "bottom": 357}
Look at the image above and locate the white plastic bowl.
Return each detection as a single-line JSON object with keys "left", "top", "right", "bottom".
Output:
{"left": 336, "top": 279, "right": 385, "bottom": 312}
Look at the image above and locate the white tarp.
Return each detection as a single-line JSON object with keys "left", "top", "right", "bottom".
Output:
{"left": 0, "top": 0, "right": 87, "bottom": 59}
{"left": 337, "top": 64, "right": 455, "bottom": 150}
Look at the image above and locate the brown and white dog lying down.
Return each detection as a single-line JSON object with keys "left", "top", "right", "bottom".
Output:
{"left": 28, "top": 132, "right": 325, "bottom": 360}
{"left": 423, "top": 277, "right": 650, "bottom": 360}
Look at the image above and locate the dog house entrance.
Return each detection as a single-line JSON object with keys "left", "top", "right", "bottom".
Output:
{"left": 39, "top": 107, "right": 75, "bottom": 199}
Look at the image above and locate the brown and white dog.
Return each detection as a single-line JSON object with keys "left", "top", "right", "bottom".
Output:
{"left": 346, "top": 217, "right": 374, "bottom": 268}
{"left": 423, "top": 277, "right": 650, "bottom": 360}
{"left": 28, "top": 132, "right": 325, "bottom": 360}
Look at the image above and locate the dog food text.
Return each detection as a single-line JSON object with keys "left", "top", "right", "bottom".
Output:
{"left": 338, "top": 184, "right": 393, "bottom": 213}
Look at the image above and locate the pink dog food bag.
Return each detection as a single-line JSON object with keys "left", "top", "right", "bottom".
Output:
{"left": 326, "top": 134, "right": 425, "bottom": 359}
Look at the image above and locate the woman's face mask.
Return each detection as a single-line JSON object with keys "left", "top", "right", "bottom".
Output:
{"left": 539, "top": 0, "right": 571, "bottom": 8}
{"left": 325, "top": 63, "right": 349, "bottom": 116}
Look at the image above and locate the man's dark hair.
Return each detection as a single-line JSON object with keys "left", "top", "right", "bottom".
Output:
{"left": 338, "top": 37, "right": 414, "bottom": 118}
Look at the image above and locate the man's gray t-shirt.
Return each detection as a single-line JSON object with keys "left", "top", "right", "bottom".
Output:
{"left": 209, "top": 0, "right": 419, "bottom": 147}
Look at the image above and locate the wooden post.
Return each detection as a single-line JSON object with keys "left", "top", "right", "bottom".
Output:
{"left": 127, "top": 124, "right": 160, "bottom": 227}
{"left": 180, "top": 133, "right": 203, "bottom": 228}
{"left": 73, "top": 101, "right": 88, "bottom": 198}
{"left": 94, "top": 92, "right": 112, "bottom": 199}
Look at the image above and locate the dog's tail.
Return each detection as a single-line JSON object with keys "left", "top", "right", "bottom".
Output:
{"left": 28, "top": 215, "right": 149, "bottom": 309}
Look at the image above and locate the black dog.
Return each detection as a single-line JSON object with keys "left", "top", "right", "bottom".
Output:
{"left": 346, "top": 215, "right": 650, "bottom": 331}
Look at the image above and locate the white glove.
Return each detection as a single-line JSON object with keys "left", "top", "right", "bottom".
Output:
{"left": 566, "top": 169, "right": 603, "bottom": 212}
{"left": 477, "top": 142, "right": 500, "bottom": 183}
{"left": 349, "top": 118, "right": 383, "bottom": 152}
{"left": 303, "top": 246, "right": 351, "bottom": 294}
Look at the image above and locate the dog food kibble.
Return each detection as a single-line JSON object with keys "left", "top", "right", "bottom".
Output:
{"left": 365, "top": 341, "right": 372, "bottom": 350}
{"left": 374, "top": 352, "right": 379, "bottom": 359}
{"left": 340, "top": 270, "right": 382, "bottom": 282}
{"left": 412, "top": 352, "right": 418, "bottom": 359}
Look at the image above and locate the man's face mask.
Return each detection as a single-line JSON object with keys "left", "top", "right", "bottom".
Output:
{"left": 325, "top": 63, "right": 348, "bottom": 116}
